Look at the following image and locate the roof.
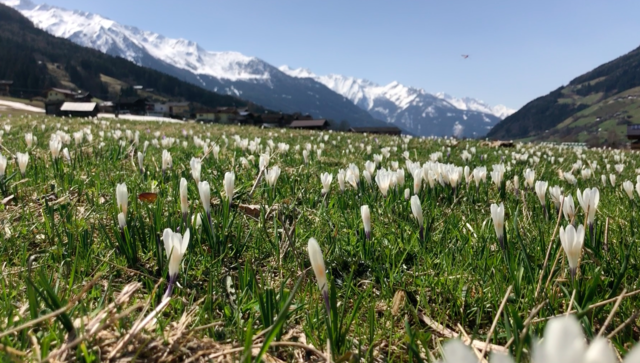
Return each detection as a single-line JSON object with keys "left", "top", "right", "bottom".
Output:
{"left": 117, "top": 97, "right": 148, "bottom": 104}
{"left": 60, "top": 102, "right": 97, "bottom": 112}
{"left": 289, "top": 119, "right": 329, "bottom": 128}
{"left": 99, "top": 101, "right": 114, "bottom": 107}
{"left": 349, "top": 126, "right": 401, "bottom": 134}
{"left": 50, "top": 87, "right": 77, "bottom": 95}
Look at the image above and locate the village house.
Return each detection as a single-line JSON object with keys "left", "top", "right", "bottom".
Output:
{"left": 195, "top": 108, "right": 216, "bottom": 122}
{"left": 44, "top": 88, "right": 93, "bottom": 116}
{"left": 289, "top": 119, "right": 330, "bottom": 130}
{"left": 215, "top": 107, "right": 239, "bottom": 123}
{"left": 627, "top": 124, "right": 640, "bottom": 149}
{"left": 167, "top": 102, "right": 190, "bottom": 119}
{"left": 115, "top": 97, "right": 151, "bottom": 115}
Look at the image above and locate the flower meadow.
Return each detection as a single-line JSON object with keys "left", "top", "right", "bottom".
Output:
{"left": 1, "top": 115, "right": 640, "bottom": 362}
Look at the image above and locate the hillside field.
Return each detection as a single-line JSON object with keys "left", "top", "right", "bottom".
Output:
{"left": 0, "top": 115, "right": 640, "bottom": 361}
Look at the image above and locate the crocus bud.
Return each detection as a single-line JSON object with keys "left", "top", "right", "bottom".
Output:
{"left": 623, "top": 180, "right": 634, "bottom": 199}
{"left": 25, "top": 133, "right": 33, "bottom": 148}
{"left": 115, "top": 182, "right": 128, "bottom": 213}
{"left": 117, "top": 212, "right": 126, "bottom": 230}
{"left": 308, "top": 237, "right": 329, "bottom": 314}
{"left": 320, "top": 172, "right": 332, "bottom": 195}
{"left": 198, "top": 181, "right": 211, "bottom": 215}
{"left": 412, "top": 169, "right": 422, "bottom": 194}
{"left": 404, "top": 188, "right": 410, "bottom": 200}
{"left": 560, "top": 224, "right": 584, "bottom": 280}
{"left": 190, "top": 157, "right": 201, "bottom": 184}
{"left": 137, "top": 151, "right": 144, "bottom": 173}
{"left": 563, "top": 195, "right": 575, "bottom": 223}
{"left": 535, "top": 180, "right": 548, "bottom": 206}
{"left": 162, "top": 149, "right": 172, "bottom": 175}
{"left": 490, "top": 202, "right": 505, "bottom": 249}
{"left": 224, "top": 171, "right": 235, "bottom": 204}
{"left": 180, "top": 177, "right": 188, "bottom": 223}
{"left": 62, "top": 148, "right": 70, "bottom": 163}
{"left": 410, "top": 195, "right": 424, "bottom": 240}
{"left": 337, "top": 169, "right": 346, "bottom": 192}
{"left": 362, "top": 170, "right": 372, "bottom": 185}
{"left": 361, "top": 205, "right": 371, "bottom": 240}
{"left": 16, "top": 152, "right": 29, "bottom": 177}
{"left": 0, "top": 153, "right": 7, "bottom": 179}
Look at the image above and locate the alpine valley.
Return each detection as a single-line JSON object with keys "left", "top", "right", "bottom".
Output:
{"left": 3, "top": 0, "right": 515, "bottom": 137}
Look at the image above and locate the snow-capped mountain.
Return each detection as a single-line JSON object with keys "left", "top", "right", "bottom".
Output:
{"left": 3, "top": 0, "right": 388, "bottom": 129}
{"left": 280, "top": 66, "right": 510, "bottom": 137}
{"left": 434, "top": 93, "right": 515, "bottom": 119}
{"left": 4, "top": 0, "right": 514, "bottom": 137}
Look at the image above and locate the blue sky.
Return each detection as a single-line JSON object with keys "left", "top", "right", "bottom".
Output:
{"left": 32, "top": 0, "right": 640, "bottom": 109}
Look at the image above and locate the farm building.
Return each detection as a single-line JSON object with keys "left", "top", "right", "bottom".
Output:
{"left": 60, "top": 102, "right": 98, "bottom": 118}
{"left": 349, "top": 126, "right": 402, "bottom": 135}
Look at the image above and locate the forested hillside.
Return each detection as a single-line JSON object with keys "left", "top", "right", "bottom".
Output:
{"left": 0, "top": 4, "right": 265, "bottom": 112}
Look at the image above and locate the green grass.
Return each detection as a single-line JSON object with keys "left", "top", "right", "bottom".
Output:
{"left": 0, "top": 115, "right": 639, "bottom": 361}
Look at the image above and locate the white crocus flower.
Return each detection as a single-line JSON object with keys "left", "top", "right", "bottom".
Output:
{"left": 62, "top": 148, "right": 70, "bottom": 163}
{"left": 576, "top": 188, "right": 599, "bottom": 227}
{"left": 16, "top": 152, "right": 29, "bottom": 177}
{"left": 162, "top": 150, "right": 172, "bottom": 175}
{"left": 549, "top": 185, "right": 563, "bottom": 211}
{"left": 162, "top": 228, "right": 190, "bottom": 299}
{"left": 25, "top": 133, "right": 33, "bottom": 148}
{"left": 490, "top": 202, "right": 505, "bottom": 249}
{"left": 190, "top": 157, "right": 201, "bottom": 184}
{"left": 307, "top": 237, "right": 330, "bottom": 313}
{"left": 559, "top": 224, "right": 585, "bottom": 279}
{"left": 198, "top": 181, "right": 211, "bottom": 216}
{"left": 50, "top": 135, "right": 62, "bottom": 159}
{"left": 535, "top": 180, "right": 548, "bottom": 206}
{"left": 362, "top": 170, "right": 372, "bottom": 185}
{"left": 265, "top": 166, "right": 281, "bottom": 187}
{"left": 320, "top": 172, "right": 332, "bottom": 195}
{"left": 609, "top": 173, "right": 616, "bottom": 187}
{"left": 375, "top": 168, "right": 392, "bottom": 196}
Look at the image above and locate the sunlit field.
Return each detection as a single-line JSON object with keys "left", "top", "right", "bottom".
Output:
{"left": 1, "top": 114, "right": 640, "bottom": 362}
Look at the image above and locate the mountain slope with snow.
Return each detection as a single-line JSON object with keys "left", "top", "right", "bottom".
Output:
{"left": 4, "top": 0, "right": 389, "bottom": 129}
{"left": 5, "top": 0, "right": 515, "bottom": 137}
{"left": 280, "top": 66, "right": 511, "bottom": 137}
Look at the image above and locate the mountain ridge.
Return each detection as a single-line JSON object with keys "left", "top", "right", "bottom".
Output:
{"left": 487, "top": 44, "right": 640, "bottom": 143}
{"left": 4, "top": 0, "right": 515, "bottom": 137}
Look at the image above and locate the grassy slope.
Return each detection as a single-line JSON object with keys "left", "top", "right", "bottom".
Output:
{"left": 0, "top": 115, "right": 639, "bottom": 361}
{"left": 489, "top": 45, "right": 640, "bottom": 142}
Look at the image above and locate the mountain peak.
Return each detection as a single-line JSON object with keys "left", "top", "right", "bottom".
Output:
{"left": 2, "top": 0, "right": 35, "bottom": 10}
{"left": 278, "top": 65, "right": 316, "bottom": 78}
